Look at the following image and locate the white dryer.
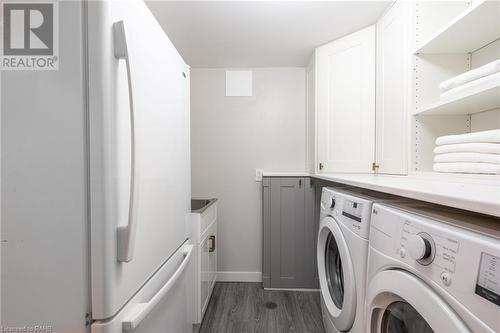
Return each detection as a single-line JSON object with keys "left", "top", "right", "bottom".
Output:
{"left": 366, "top": 202, "right": 500, "bottom": 333}
{"left": 317, "top": 188, "right": 396, "bottom": 333}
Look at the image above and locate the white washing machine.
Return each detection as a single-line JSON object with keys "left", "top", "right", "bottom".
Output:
{"left": 317, "top": 188, "right": 398, "bottom": 333}
{"left": 366, "top": 202, "right": 500, "bottom": 333}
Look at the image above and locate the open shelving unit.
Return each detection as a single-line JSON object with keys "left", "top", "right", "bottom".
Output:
{"left": 414, "top": 0, "right": 500, "bottom": 54}
{"left": 414, "top": 78, "right": 500, "bottom": 115}
{"left": 411, "top": 0, "right": 500, "bottom": 177}
{"left": 412, "top": 1, "right": 500, "bottom": 117}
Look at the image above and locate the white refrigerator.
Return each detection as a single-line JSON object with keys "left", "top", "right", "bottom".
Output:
{"left": 1, "top": 0, "right": 193, "bottom": 332}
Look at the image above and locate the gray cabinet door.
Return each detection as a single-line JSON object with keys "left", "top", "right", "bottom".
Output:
{"left": 270, "top": 177, "right": 305, "bottom": 288}
{"left": 262, "top": 177, "right": 318, "bottom": 289}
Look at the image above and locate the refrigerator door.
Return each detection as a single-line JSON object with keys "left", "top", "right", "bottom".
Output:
{"left": 88, "top": 0, "right": 191, "bottom": 319}
{"left": 91, "top": 242, "right": 194, "bottom": 333}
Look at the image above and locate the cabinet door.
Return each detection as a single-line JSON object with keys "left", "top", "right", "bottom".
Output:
{"left": 199, "top": 221, "right": 216, "bottom": 320}
{"left": 270, "top": 178, "right": 306, "bottom": 288}
{"left": 376, "top": 1, "right": 411, "bottom": 174}
{"left": 316, "top": 25, "right": 376, "bottom": 173}
{"left": 200, "top": 235, "right": 210, "bottom": 314}
{"left": 208, "top": 226, "right": 217, "bottom": 292}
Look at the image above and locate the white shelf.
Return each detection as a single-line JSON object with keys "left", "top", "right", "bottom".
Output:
{"left": 313, "top": 172, "right": 500, "bottom": 217}
{"left": 414, "top": 1, "right": 500, "bottom": 54}
{"left": 414, "top": 79, "right": 500, "bottom": 115}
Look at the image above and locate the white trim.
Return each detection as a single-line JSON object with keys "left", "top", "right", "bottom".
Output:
{"left": 216, "top": 271, "right": 262, "bottom": 282}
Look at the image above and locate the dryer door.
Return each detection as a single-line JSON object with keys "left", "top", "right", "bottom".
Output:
{"left": 366, "top": 270, "right": 470, "bottom": 333}
{"left": 317, "top": 216, "right": 356, "bottom": 331}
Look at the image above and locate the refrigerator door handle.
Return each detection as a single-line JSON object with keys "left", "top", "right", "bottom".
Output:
{"left": 121, "top": 245, "right": 194, "bottom": 331}
{"left": 114, "top": 20, "right": 139, "bottom": 263}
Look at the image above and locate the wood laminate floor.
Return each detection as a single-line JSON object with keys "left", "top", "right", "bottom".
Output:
{"left": 199, "top": 282, "right": 325, "bottom": 333}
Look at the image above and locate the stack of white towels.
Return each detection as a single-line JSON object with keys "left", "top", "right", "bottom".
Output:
{"left": 434, "top": 129, "right": 500, "bottom": 175}
{"left": 440, "top": 59, "right": 500, "bottom": 99}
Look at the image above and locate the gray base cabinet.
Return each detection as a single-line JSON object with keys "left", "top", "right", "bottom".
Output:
{"left": 262, "top": 177, "right": 318, "bottom": 289}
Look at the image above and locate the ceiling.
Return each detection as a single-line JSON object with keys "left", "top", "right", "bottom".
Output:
{"left": 146, "top": 1, "right": 392, "bottom": 68}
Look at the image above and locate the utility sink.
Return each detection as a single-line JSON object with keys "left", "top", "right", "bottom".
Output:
{"left": 191, "top": 198, "right": 217, "bottom": 213}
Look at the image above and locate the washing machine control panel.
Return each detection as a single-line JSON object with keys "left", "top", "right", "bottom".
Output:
{"left": 400, "top": 220, "right": 459, "bottom": 273}
{"left": 338, "top": 197, "right": 373, "bottom": 239}
{"left": 320, "top": 188, "right": 373, "bottom": 239}
{"left": 342, "top": 199, "right": 363, "bottom": 223}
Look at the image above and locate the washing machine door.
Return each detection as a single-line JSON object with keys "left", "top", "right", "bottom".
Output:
{"left": 366, "top": 270, "right": 470, "bottom": 333}
{"left": 317, "top": 216, "right": 356, "bottom": 331}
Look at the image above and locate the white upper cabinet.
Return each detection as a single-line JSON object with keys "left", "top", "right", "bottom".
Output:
{"left": 316, "top": 25, "right": 376, "bottom": 173}
{"left": 375, "top": 1, "right": 412, "bottom": 175}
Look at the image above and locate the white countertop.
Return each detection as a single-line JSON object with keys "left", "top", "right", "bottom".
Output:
{"left": 262, "top": 172, "right": 311, "bottom": 177}
{"left": 312, "top": 172, "right": 500, "bottom": 217}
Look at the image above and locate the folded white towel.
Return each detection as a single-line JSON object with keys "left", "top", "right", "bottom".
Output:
{"left": 434, "top": 152, "right": 500, "bottom": 164}
{"left": 434, "top": 162, "right": 500, "bottom": 175}
{"left": 436, "top": 129, "right": 500, "bottom": 146}
{"left": 440, "top": 71, "right": 500, "bottom": 99}
{"left": 440, "top": 59, "right": 500, "bottom": 92}
{"left": 434, "top": 143, "right": 500, "bottom": 155}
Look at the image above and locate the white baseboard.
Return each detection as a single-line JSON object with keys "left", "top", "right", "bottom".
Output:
{"left": 216, "top": 271, "right": 262, "bottom": 282}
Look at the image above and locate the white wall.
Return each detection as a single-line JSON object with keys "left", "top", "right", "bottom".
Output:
{"left": 190, "top": 68, "right": 307, "bottom": 279}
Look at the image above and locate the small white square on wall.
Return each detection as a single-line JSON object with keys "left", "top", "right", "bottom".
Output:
{"left": 226, "top": 70, "right": 252, "bottom": 96}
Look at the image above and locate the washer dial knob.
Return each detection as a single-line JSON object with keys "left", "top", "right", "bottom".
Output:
{"left": 407, "top": 233, "right": 434, "bottom": 265}
{"left": 330, "top": 198, "right": 336, "bottom": 209}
